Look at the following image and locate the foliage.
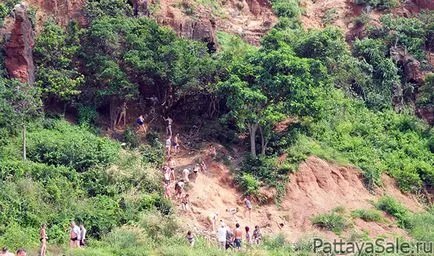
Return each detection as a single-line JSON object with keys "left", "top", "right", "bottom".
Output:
{"left": 0, "top": 78, "right": 42, "bottom": 131}
{"left": 77, "top": 104, "right": 99, "bottom": 126}
{"left": 407, "top": 206, "right": 434, "bottom": 241}
{"left": 81, "top": 17, "right": 219, "bottom": 116}
{"left": 26, "top": 120, "right": 120, "bottom": 171}
{"left": 271, "top": 0, "right": 301, "bottom": 19}
{"left": 322, "top": 8, "right": 338, "bottom": 26}
{"left": 123, "top": 127, "right": 140, "bottom": 148}
{"left": 34, "top": 19, "right": 84, "bottom": 106}
{"left": 351, "top": 209, "right": 385, "bottom": 222}
{"left": 311, "top": 210, "right": 351, "bottom": 235}
{"left": 0, "top": 0, "right": 19, "bottom": 27}
{"left": 354, "top": 0, "right": 399, "bottom": 11}
{"left": 237, "top": 172, "right": 260, "bottom": 196}
{"left": 83, "top": 0, "right": 132, "bottom": 22}
{"left": 376, "top": 196, "right": 411, "bottom": 228}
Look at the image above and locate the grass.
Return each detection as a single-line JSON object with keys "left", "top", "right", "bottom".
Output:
{"left": 376, "top": 196, "right": 410, "bottom": 228}
{"left": 312, "top": 209, "right": 351, "bottom": 235}
{"left": 351, "top": 209, "right": 385, "bottom": 223}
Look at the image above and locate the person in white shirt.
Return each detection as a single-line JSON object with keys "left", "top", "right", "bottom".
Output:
{"left": 165, "top": 137, "right": 172, "bottom": 158}
{"left": 70, "top": 221, "right": 81, "bottom": 248}
{"left": 79, "top": 224, "right": 87, "bottom": 246}
{"left": 216, "top": 223, "right": 227, "bottom": 249}
{"left": 182, "top": 168, "right": 190, "bottom": 182}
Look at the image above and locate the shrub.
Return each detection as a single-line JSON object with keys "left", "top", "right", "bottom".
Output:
{"left": 407, "top": 207, "right": 434, "bottom": 241}
{"left": 312, "top": 211, "right": 351, "bottom": 234}
{"left": 78, "top": 104, "right": 98, "bottom": 126}
{"left": 124, "top": 127, "right": 140, "bottom": 148}
{"left": 26, "top": 120, "right": 119, "bottom": 171}
{"left": 322, "top": 8, "right": 338, "bottom": 26}
{"left": 271, "top": 0, "right": 301, "bottom": 18}
{"left": 376, "top": 196, "right": 410, "bottom": 228}
{"left": 237, "top": 173, "right": 260, "bottom": 196}
{"left": 354, "top": 0, "right": 399, "bottom": 10}
{"left": 351, "top": 209, "right": 385, "bottom": 222}
{"left": 139, "top": 144, "right": 164, "bottom": 167}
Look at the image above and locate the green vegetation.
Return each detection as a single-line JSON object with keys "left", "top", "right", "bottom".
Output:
{"left": 352, "top": 209, "right": 385, "bottom": 222}
{"left": 376, "top": 196, "right": 411, "bottom": 228}
{"left": 0, "top": 0, "right": 19, "bottom": 27}
{"left": 312, "top": 208, "right": 351, "bottom": 235}
{"left": 354, "top": 0, "right": 399, "bottom": 10}
{"left": 322, "top": 8, "right": 339, "bottom": 26}
{"left": 0, "top": 0, "right": 433, "bottom": 254}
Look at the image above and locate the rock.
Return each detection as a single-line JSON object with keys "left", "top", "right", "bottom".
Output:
{"left": 131, "top": 0, "right": 149, "bottom": 16}
{"left": 4, "top": 4, "right": 35, "bottom": 85}
{"left": 390, "top": 46, "right": 424, "bottom": 83}
{"left": 412, "top": 0, "right": 434, "bottom": 10}
{"left": 25, "top": 0, "right": 86, "bottom": 26}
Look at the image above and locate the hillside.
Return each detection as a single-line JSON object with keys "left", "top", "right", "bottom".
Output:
{"left": 0, "top": 0, "right": 433, "bottom": 255}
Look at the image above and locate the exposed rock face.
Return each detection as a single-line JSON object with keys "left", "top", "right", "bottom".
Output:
{"left": 390, "top": 46, "right": 424, "bottom": 83}
{"left": 412, "top": 0, "right": 434, "bottom": 10}
{"left": 154, "top": 0, "right": 276, "bottom": 46}
{"left": 4, "top": 4, "right": 35, "bottom": 84}
{"left": 25, "top": 0, "right": 86, "bottom": 26}
{"left": 131, "top": 0, "right": 149, "bottom": 16}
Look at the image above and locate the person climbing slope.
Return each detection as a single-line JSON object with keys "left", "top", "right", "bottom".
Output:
{"left": 164, "top": 116, "right": 173, "bottom": 137}
{"left": 243, "top": 195, "right": 253, "bottom": 221}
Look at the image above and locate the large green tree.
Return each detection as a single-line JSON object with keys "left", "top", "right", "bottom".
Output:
{"left": 221, "top": 44, "right": 330, "bottom": 157}
{"left": 34, "top": 19, "right": 84, "bottom": 112}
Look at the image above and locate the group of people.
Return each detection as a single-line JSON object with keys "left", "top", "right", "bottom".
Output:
{"left": 69, "top": 221, "right": 87, "bottom": 248}
{"left": 185, "top": 222, "right": 263, "bottom": 250}
{"left": 0, "top": 248, "right": 26, "bottom": 256}
{"left": 1, "top": 221, "right": 86, "bottom": 256}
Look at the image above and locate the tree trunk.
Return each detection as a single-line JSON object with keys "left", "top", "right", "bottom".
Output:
{"left": 248, "top": 123, "right": 258, "bottom": 158}
{"left": 259, "top": 125, "right": 268, "bottom": 155}
{"left": 22, "top": 124, "right": 26, "bottom": 161}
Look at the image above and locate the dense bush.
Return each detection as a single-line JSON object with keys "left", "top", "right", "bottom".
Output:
{"left": 26, "top": 120, "right": 119, "bottom": 171}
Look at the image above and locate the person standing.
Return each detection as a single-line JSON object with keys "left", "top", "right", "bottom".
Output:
{"left": 233, "top": 223, "right": 242, "bottom": 250}
{"left": 245, "top": 226, "right": 251, "bottom": 244}
{"left": 186, "top": 231, "right": 195, "bottom": 247}
{"left": 253, "top": 225, "right": 262, "bottom": 244}
{"left": 136, "top": 115, "right": 146, "bottom": 132}
{"left": 164, "top": 116, "right": 173, "bottom": 137}
{"left": 216, "top": 223, "right": 227, "bottom": 249}
{"left": 182, "top": 168, "right": 190, "bottom": 183}
{"left": 181, "top": 194, "right": 190, "bottom": 211}
{"left": 243, "top": 195, "right": 253, "bottom": 221}
{"left": 79, "top": 223, "right": 87, "bottom": 247}
{"left": 69, "top": 221, "right": 80, "bottom": 248}
{"left": 173, "top": 134, "right": 180, "bottom": 153}
{"left": 39, "top": 224, "right": 47, "bottom": 256}
{"left": 165, "top": 137, "right": 172, "bottom": 158}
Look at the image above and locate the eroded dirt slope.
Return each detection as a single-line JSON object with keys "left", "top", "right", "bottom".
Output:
{"left": 171, "top": 146, "right": 423, "bottom": 242}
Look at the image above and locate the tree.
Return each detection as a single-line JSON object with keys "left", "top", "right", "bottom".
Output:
{"left": 81, "top": 17, "right": 220, "bottom": 127}
{"left": 34, "top": 19, "right": 84, "bottom": 113}
{"left": 0, "top": 78, "right": 41, "bottom": 159}
{"left": 220, "top": 45, "right": 329, "bottom": 157}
